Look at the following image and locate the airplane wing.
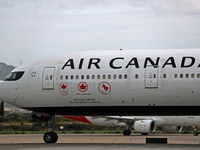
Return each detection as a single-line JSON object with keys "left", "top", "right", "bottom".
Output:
{"left": 104, "top": 116, "right": 167, "bottom": 128}
{"left": 105, "top": 116, "right": 154, "bottom": 122}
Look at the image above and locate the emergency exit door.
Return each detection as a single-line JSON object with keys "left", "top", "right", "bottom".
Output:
{"left": 145, "top": 66, "right": 158, "bottom": 88}
{"left": 42, "top": 67, "right": 55, "bottom": 90}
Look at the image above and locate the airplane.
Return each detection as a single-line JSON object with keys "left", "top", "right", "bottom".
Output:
{"left": 63, "top": 116, "right": 200, "bottom": 136}
{"left": 1, "top": 49, "right": 200, "bottom": 143}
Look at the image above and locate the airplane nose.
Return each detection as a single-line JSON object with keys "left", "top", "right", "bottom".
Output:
{"left": 0, "top": 80, "right": 6, "bottom": 102}
{"left": 0, "top": 80, "right": 2, "bottom": 100}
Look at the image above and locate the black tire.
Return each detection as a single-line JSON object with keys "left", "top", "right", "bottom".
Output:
{"left": 52, "top": 132, "right": 58, "bottom": 142}
{"left": 43, "top": 132, "right": 58, "bottom": 143}
{"left": 123, "top": 130, "right": 131, "bottom": 136}
{"left": 141, "top": 133, "right": 149, "bottom": 136}
{"left": 193, "top": 132, "right": 199, "bottom": 136}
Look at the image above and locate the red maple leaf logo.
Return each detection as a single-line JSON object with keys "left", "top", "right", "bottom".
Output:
{"left": 80, "top": 83, "right": 86, "bottom": 89}
{"left": 78, "top": 82, "right": 88, "bottom": 92}
{"left": 61, "top": 84, "right": 66, "bottom": 89}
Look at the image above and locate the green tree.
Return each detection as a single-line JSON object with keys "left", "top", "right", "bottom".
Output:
{"left": 4, "top": 113, "right": 26, "bottom": 122}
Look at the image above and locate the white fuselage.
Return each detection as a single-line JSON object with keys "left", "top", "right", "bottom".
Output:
{"left": 0, "top": 49, "right": 200, "bottom": 115}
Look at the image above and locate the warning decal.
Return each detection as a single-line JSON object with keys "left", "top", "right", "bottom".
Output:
{"left": 59, "top": 82, "right": 68, "bottom": 96}
{"left": 98, "top": 81, "right": 111, "bottom": 95}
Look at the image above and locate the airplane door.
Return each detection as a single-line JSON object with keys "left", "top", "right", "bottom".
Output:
{"left": 42, "top": 67, "right": 55, "bottom": 90}
{"left": 145, "top": 66, "right": 158, "bottom": 88}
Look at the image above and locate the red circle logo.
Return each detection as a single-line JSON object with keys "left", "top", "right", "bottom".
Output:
{"left": 78, "top": 82, "right": 88, "bottom": 92}
{"left": 59, "top": 82, "right": 68, "bottom": 96}
{"left": 98, "top": 81, "right": 111, "bottom": 95}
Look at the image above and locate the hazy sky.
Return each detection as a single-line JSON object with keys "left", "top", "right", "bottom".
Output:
{"left": 0, "top": 0, "right": 200, "bottom": 66}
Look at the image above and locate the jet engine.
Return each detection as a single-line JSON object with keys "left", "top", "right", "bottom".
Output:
{"left": 32, "top": 112, "right": 50, "bottom": 121}
{"left": 133, "top": 120, "right": 156, "bottom": 133}
{"left": 161, "top": 126, "right": 182, "bottom": 133}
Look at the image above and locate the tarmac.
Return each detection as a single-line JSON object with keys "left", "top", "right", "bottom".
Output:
{"left": 0, "top": 134, "right": 200, "bottom": 150}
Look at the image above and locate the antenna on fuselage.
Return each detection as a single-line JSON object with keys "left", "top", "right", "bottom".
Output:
{"left": 20, "top": 60, "right": 22, "bottom": 66}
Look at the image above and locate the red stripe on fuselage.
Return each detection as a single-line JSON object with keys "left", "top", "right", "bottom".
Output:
{"left": 62, "top": 116, "right": 92, "bottom": 124}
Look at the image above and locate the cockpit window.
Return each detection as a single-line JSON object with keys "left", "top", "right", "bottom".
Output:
{"left": 4, "top": 71, "right": 25, "bottom": 81}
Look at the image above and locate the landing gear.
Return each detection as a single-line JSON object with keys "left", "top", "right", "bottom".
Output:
{"left": 123, "top": 124, "right": 131, "bottom": 136}
{"left": 193, "top": 132, "right": 199, "bottom": 136}
{"left": 123, "top": 129, "right": 131, "bottom": 136}
{"left": 43, "top": 132, "right": 58, "bottom": 143}
{"left": 193, "top": 126, "right": 199, "bottom": 136}
{"left": 43, "top": 114, "right": 58, "bottom": 143}
{"left": 123, "top": 124, "right": 132, "bottom": 136}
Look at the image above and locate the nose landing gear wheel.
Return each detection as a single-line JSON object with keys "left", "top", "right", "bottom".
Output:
{"left": 43, "top": 132, "right": 58, "bottom": 143}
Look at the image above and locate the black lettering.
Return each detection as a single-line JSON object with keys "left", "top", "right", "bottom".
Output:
{"left": 125, "top": 57, "right": 139, "bottom": 68}
{"left": 110, "top": 57, "right": 124, "bottom": 69}
{"left": 78, "top": 58, "right": 84, "bottom": 69}
{"left": 162, "top": 57, "right": 176, "bottom": 68}
{"left": 181, "top": 57, "right": 195, "bottom": 68}
{"left": 88, "top": 58, "right": 101, "bottom": 69}
{"left": 62, "top": 59, "right": 75, "bottom": 69}
{"left": 144, "top": 57, "right": 160, "bottom": 68}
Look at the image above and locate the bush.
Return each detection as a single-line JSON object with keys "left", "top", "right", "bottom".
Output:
{"left": 0, "top": 124, "right": 3, "bottom": 131}
{"left": 0, "top": 116, "right": 4, "bottom": 122}
{"left": 4, "top": 113, "right": 23, "bottom": 122}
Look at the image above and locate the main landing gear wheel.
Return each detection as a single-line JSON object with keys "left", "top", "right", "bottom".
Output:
{"left": 193, "top": 126, "right": 199, "bottom": 136}
{"left": 43, "top": 114, "right": 58, "bottom": 143}
{"left": 123, "top": 130, "right": 131, "bottom": 136}
{"left": 43, "top": 132, "right": 58, "bottom": 143}
{"left": 193, "top": 132, "right": 199, "bottom": 136}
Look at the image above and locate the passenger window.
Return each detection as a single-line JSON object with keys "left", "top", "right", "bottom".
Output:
{"left": 124, "top": 74, "right": 127, "bottom": 79}
{"left": 113, "top": 74, "right": 117, "bottom": 79}
{"left": 191, "top": 73, "right": 195, "bottom": 78}
{"left": 92, "top": 75, "right": 95, "bottom": 79}
{"left": 180, "top": 74, "right": 183, "bottom": 78}
{"left": 76, "top": 75, "right": 79, "bottom": 80}
{"left": 81, "top": 75, "right": 84, "bottom": 80}
{"left": 163, "top": 74, "right": 166, "bottom": 78}
{"left": 174, "top": 74, "right": 177, "bottom": 78}
{"left": 108, "top": 74, "right": 111, "bottom": 79}
{"left": 71, "top": 75, "right": 73, "bottom": 80}
{"left": 65, "top": 75, "right": 68, "bottom": 80}
{"left": 197, "top": 73, "right": 200, "bottom": 78}
{"left": 60, "top": 75, "right": 63, "bottom": 80}
{"left": 86, "top": 75, "right": 90, "bottom": 79}
{"left": 135, "top": 74, "right": 138, "bottom": 79}
{"left": 119, "top": 74, "right": 122, "bottom": 79}
{"left": 102, "top": 75, "right": 106, "bottom": 79}
{"left": 185, "top": 74, "right": 189, "bottom": 78}
{"left": 97, "top": 75, "right": 100, "bottom": 79}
